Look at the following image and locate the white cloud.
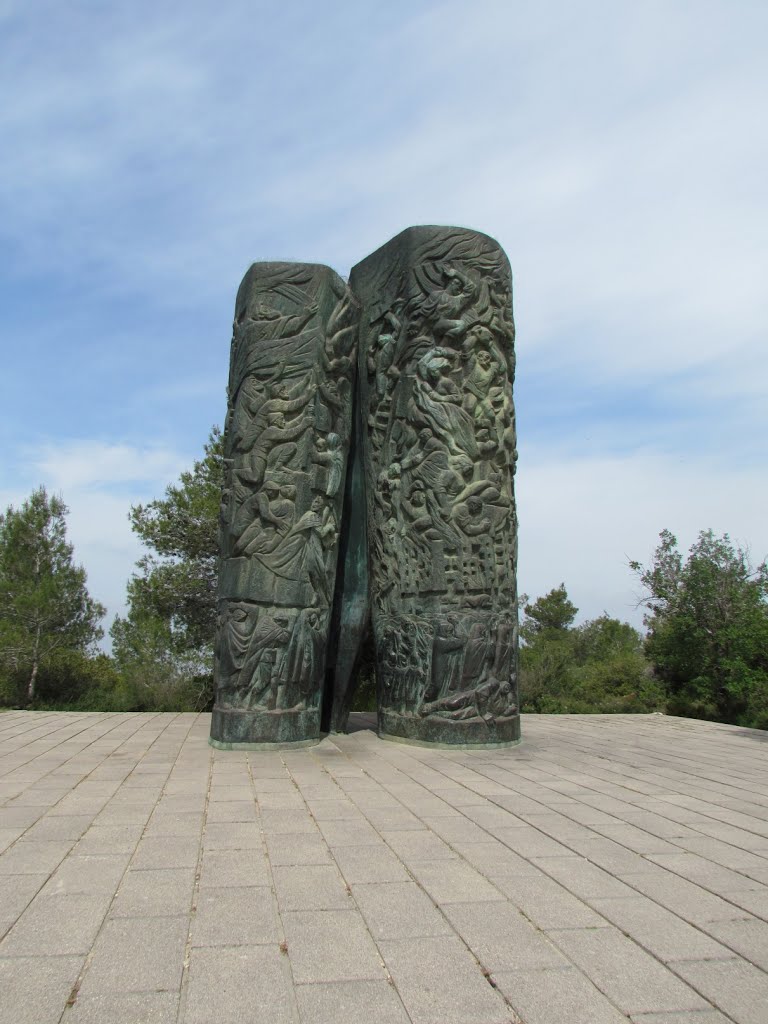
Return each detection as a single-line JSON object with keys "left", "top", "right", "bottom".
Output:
{"left": 30, "top": 440, "right": 188, "bottom": 491}
{"left": 1, "top": 0, "right": 766, "bottom": 650}
{"left": 517, "top": 447, "right": 768, "bottom": 629}
{"left": 1, "top": 439, "right": 193, "bottom": 642}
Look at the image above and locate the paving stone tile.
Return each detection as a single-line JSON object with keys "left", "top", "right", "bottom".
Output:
{"left": 702, "top": 916, "right": 768, "bottom": 971}
{"left": 0, "top": 839, "right": 72, "bottom": 874}
{"left": 62, "top": 991, "right": 179, "bottom": 1023}
{"left": 0, "top": 872, "right": 47, "bottom": 937}
{"left": 431, "top": 786, "right": 499, "bottom": 807}
{"left": 144, "top": 812, "right": 205, "bottom": 835}
{"left": 332, "top": 842, "right": 410, "bottom": 883}
{"left": 548, "top": 926, "right": 710, "bottom": 1015}
{"left": 566, "top": 836, "right": 661, "bottom": 874}
{"left": 94, "top": 803, "right": 154, "bottom": 826}
{"left": 353, "top": 882, "right": 453, "bottom": 939}
{"left": 74, "top": 824, "right": 144, "bottom": 855}
{"left": 495, "top": 825, "right": 580, "bottom": 859}
{"left": 191, "top": 885, "right": 279, "bottom": 945}
{"left": 0, "top": 827, "right": 23, "bottom": 852}
{"left": 590, "top": 896, "right": 732, "bottom": 962}
{"left": 79, "top": 916, "right": 188, "bottom": 994}
{"left": 198, "top": 846, "right": 270, "bottom": 887}
{"left": 443, "top": 900, "right": 570, "bottom": 971}
{"left": 532, "top": 854, "right": 638, "bottom": 900}
{"left": 204, "top": 800, "right": 258, "bottom": 822}
{"left": 256, "top": 790, "right": 306, "bottom": 809}
{"left": 24, "top": 814, "right": 94, "bottom": 840}
{"left": 201, "top": 820, "right": 262, "bottom": 849}
{"left": 408, "top": 858, "right": 503, "bottom": 904}
{"left": 382, "top": 828, "right": 459, "bottom": 862}
{"left": 273, "top": 864, "right": 351, "bottom": 911}
{"left": 257, "top": 807, "right": 315, "bottom": 833}
{"left": 110, "top": 867, "right": 195, "bottom": 917}
{"left": 131, "top": 835, "right": 199, "bottom": 869}
{"left": 592, "top": 822, "right": 682, "bottom": 854}
{"left": 364, "top": 805, "right": 429, "bottom": 831}
{"left": 493, "top": 966, "right": 629, "bottom": 1024}
{"left": 419, "top": 815, "right": 491, "bottom": 844}
{"left": 265, "top": 830, "right": 332, "bottom": 865}
{"left": 672, "top": 958, "right": 768, "bottom": 1024}
{"left": 646, "top": 852, "right": 764, "bottom": 892}
{"left": 0, "top": 953, "right": 83, "bottom": 1024}
{"left": 317, "top": 816, "right": 382, "bottom": 846}
{"left": 183, "top": 946, "right": 294, "bottom": 1024}
{"left": 1, "top": 893, "right": 110, "bottom": 955}
{"left": 208, "top": 785, "right": 253, "bottom": 801}
{"left": 282, "top": 909, "right": 385, "bottom": 983}
{"left": 628, "top": 1012, "right": 734, "bottom": 1023}
{"left": 378, "top": 935, "right": 510, "bottom": 1024}
{"left": 0, "top": 805, "right": 45, "bottom": 827}
{"left": 294, "top": 979, "right": 410, "bottom": 1024}
{"left": 298, "top": 783, "right": 344, "bottom": 801}
{"left": 450, "top": 839, "right": 542, "bottom": 877}
{"left": 42, "top": 853, "right": 130, "bottom": 895}
{"left": 305, "top": 798, "right": 361, "bottom": 820}
{"left": 622, "top": 869, "right": 754, "bottom": 924}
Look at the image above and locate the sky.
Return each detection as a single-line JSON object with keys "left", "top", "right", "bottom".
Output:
{"left": 1, "top": 0, "right": 766, "bottom": 642}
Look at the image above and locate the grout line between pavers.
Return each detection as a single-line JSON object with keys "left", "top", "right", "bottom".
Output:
{"left": 46, "top": 712, "right": 204, "bottom": 1023}
{"left": 332, "top": 730, "right": 756, "bottom": 1017}
{"left": 175, "top": 720, "right": 214, "bottom": 1024}
{"left": 307, "top": 736, "right": 526, "bottom": 1024}
{"left": 247, "top": 749, "right": 303, "bottom": 1024}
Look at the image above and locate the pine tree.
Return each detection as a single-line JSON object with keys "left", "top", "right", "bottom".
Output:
{"left": 0, "top": 487, "right": 105, "bottom": 704}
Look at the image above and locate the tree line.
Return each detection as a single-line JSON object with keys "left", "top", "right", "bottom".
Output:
{"left": 2, "top": 429, "right": 767, "bottom": 729}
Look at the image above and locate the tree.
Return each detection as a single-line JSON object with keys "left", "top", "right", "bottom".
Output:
{"left": 0, "top": 487, "right": 105, "bottom": 704}
{"left": 111, "top": 427, "right": 223, "bottom": 710}
{"left": 125, "top": 427, "right": 222, "bottom": 652}
{"left": 519, "top": 584, "right": 660, "bottom": 714}
{"left": 631, "top": 530, "right": 768, "bottom": 727}
{"left": 521, "top": 583, "right": 578, "bottom": 640}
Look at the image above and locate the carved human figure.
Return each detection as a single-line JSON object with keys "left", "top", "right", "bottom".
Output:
{"left": 313, "top": 433, "right": 345, "bottom": 497}
{"left": 425, "top": 620, "right": 464, "bottom": 704}
{"left": 210, "top": 262, "right": 357, "bottom": 749}
{"left": 350, "top": 225, "right": 519, "bottom": 746}
{"left": 281, "top": 608, "right": 324, "bottom": 709}
{"left": 420, "top": 265, "right": 477, "bottom": 340}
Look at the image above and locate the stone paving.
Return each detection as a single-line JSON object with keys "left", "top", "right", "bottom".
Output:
{"left": 1, "top": 712, "right": 767, "bottom": 1024}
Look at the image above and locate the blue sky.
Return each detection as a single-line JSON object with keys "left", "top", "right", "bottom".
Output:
{"left": 1, "top": 0, "right": 766, "bottom": 638}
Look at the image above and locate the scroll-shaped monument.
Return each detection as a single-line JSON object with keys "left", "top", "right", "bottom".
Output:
{"left": 210, "top": 263, "right": 358, "bottom": 747}
{"left": 350, "top": 226, "right": 520, "bottom": 745}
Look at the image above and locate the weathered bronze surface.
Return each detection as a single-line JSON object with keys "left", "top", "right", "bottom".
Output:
{"left": 210, "top": 228, "right": 520, "bottom": 748}
{"left": 350, "top": 226, "right": 520, "bottom": 746}
{"left": 210, "top": 262, "right": 358, "bottom": 747}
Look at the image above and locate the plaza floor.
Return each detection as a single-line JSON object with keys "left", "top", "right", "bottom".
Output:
{"left": 1, "top": 711, "right": 767, "bottom": 1024}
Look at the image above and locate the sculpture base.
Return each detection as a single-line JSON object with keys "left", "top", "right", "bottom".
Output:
{"left": 378, "top": 709, "right": 521, "bottom": 748}
{"left": 210, "top": 706, "right": 320, "bottom": 748}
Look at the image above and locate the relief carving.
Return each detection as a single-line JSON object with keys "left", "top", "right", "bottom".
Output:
{"left": 210, "top": 263, "right": 357, "bottom": 747}
{"left": 211, "top": 229, "right": 519, "bottom": 749}
{"left": 350, "top": 226, "right": 520, "bottom": 746}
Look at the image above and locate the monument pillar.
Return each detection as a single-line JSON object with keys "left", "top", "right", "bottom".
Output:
{"left": 350, "top": 226, "right": 520, "bottom": 746}
{"left": 210, "top": 262, "right": 358, "bottom": 747}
